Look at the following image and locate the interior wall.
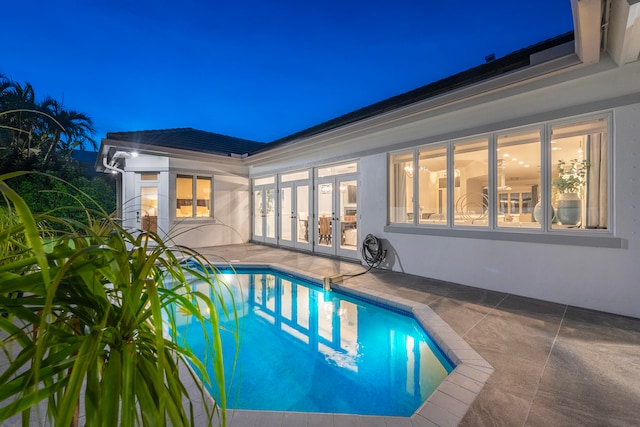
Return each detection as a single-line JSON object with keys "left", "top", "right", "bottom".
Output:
{"left": 358, "top": 103, "right": 640, "bottom": 319}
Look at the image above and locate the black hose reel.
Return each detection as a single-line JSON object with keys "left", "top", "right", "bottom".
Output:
{"left": 361, "top": 234, "right": 386, "bottom": 269}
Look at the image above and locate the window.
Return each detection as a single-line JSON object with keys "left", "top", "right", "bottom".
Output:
{"left": 417, "top": 146, "right": 447, "bottom": 224}
{"left": 550, "top": 117, "right": 608, "bottom": 230}
{"left": 176, "top": 174, "right": 211, "bottom": 218}
{"left": 496, "top": 128, "right": 541, "bottom": 229}
{"left": 387, "top": 115, "right": 610, "bottom": 235}
{"left": 453, "top": 138, "right": 488, "bottom": 227}
{"left": 389, "top": 153, "right": 414, "bottom": 223}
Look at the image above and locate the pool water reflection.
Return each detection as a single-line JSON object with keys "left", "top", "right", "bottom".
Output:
{"left": 174, "top": 268, "right": 454, "bottom": 416}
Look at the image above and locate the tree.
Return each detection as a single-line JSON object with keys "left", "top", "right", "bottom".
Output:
{"left": 0, "top": 75, "right": 96, "bottom": 170}
{"left": 40, "top": 97, "right": 97, "bottom": 161}
{"left": 0, "top": 74, "right": 114, "bottom": 221}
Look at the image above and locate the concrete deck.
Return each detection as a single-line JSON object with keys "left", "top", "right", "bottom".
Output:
{"left": 198, "top": 244, "right": 640, "bottom": 427}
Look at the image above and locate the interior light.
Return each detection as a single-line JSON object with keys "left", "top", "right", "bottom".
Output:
{"left": 503, "top": 153, "right": 510, "bottom": 157}
{"left": 131, "top": 151, "right": 139, "bottom": 157}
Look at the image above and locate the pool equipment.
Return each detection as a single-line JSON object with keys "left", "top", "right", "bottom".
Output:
{"left": 361, "top": 234, "right": 386, "bottom": 269}
{"left": 324, "top": 234, "right": 387, "bottom": 289}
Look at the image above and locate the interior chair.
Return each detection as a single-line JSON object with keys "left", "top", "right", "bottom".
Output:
{"left": 319, "top": 216, "right": 331, "bottom": 244}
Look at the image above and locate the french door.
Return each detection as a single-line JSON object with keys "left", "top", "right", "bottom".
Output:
{"left": 314, "top": 175, "right": 358, "bottom": 258}
{"left": 279, "top": 182, "right": 311, "bottom": 250}
{"left": 135, "top": 172, "right": 159, "bottom": 234}
{"left": 253, "top": 184, "right": 277, "bottom": 245}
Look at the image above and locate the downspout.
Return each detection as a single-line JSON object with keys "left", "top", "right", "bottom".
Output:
{"left": 102, "top": 154, "right": 124, "bottom": 174}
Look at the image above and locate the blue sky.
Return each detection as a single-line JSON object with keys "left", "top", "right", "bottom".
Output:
{"left": 2, "top": 1, "right": 573, "bottom": 143}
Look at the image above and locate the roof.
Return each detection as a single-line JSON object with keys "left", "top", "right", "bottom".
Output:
{"left": 259, "top": 31, "right": 575, "bottom": 151}
{"left": 105, "top": 127, "right": 266, "bottom": 157}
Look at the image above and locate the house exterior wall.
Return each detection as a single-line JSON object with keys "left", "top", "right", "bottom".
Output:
{"left": 121, "top": 154, "right": 250, "bottom": 248}
{"left": 247, "top": 56, "right": 640, "bottom": 318}
{"left": 354, "top": 102, "right": 640, "bottom": 319}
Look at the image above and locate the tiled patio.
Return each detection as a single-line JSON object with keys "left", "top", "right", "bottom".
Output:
{"left": 198, "top": 244, "right": 640, "bottom": 427}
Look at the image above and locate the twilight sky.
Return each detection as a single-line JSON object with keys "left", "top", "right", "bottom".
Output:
{"left": 2, "top": 1, "right": 574, "bottom": 144}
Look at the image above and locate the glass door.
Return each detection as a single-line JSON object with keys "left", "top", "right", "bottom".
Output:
{"left": 337, "top": 178, "right": 358, "bottom": 257}
{"left": 279, "top": 182, "right": 311, "bottom": 250}
{"left": 315, "top": 179, "right": 334, "bottom": 255}
{"left": 314, "top": 174, "right": 358, "bottom": 258}
{"left": 252, "top": 178, "right": 277, "bottom": 245}
{"left": 280, "top": 184, "right": 294, "bottom": 247}
{"left": 294, "top": 183, "right": 311, "bottom": 250}
{"left": 135, "top": 172, "right": 159, "bottom": 234}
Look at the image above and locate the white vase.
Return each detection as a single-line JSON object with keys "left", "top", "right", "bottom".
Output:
{"left": 556, "top": 193, "right": 581, "bottom": 226}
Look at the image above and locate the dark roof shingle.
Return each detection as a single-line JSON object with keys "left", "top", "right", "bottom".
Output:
{"left": 106, "top": 127, "right": 266, "bottom": 156}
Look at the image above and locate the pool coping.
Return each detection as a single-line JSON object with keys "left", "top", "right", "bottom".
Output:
{"left": 191, "top": 262, "right": 494, "bottom": 426}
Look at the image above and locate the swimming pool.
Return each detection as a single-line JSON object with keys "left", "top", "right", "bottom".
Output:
{"left": 173, "top": 267, "right": 454, "bottom": 417}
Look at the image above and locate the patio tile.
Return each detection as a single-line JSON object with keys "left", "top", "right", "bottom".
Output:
{"left": 255, "top": 410, "right": 284, "bottom": 427}
{"left": 281, "top": 411, "right": 310, "bottom": 427}
{"left": 525, "top": 307, "right": 640, "bottom": 426}
{"left": 227, "top": 410, "right": 260, "bottom": 427}
{"left": 307, "top": 413, "right": 335, "bottom": 427}
{"left": 458, "top": 383, "right": 532, "bottom": 426}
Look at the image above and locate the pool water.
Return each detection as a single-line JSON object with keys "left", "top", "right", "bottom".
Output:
{"left": 173, "top": 268, "right": 454, "bottom": 416}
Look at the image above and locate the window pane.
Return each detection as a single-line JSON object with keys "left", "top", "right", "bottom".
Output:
{"left": 196, "top": 176, "right": 211, "bottom": 217}
{"left": 141, "top": 173, "right": 158, "bottom": 181}
{"left": 417, "top": 146, "right": 447, "bottom": 224}
{"left": 551, "top": 118, "right": 608, "bottom": 230}
{"left": 389, "top": 153, "right": 413, "bottom": 223}
{"left": 317, "top": 162, "right": 357, "bottom": 178}
{"left": 254, "top": 176, "right": 275, "bottom": 186}
{"left": 281, "top": 170, "right": 309, "bottom": 182}
{"left": 176, "top": 175, "right": 193, "bottom": 218}
{"left": 453, "top": 139, "right": 488, "bottom": 227}
{"left": 497, "top": 129, "right": 541, "bottom": 228}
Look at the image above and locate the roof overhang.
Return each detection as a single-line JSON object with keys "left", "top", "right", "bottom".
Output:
{"left": 606, "top": 0, "right": 640, "bottom": 65}
{"left": 95, "top": 138, "right": 247, "bottom": 174}
{"left": 571, "top": 0, "right": 604, "bottom": 64}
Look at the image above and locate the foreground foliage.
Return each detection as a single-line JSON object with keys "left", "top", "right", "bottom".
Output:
{"left": 0, "top": 172, "right": 235, "bottom": 426}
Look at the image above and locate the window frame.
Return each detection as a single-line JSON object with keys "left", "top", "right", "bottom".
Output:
{"left": 385, "top": 112, "right": 622, "bottom": 248}
{"left": 175, "top": 173, "right": 213, "bottom": 220}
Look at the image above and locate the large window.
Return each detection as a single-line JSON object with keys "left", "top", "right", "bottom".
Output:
{"left": 453, "top": 138, "right": 488, "bottom": 227}
{"left": 389, "top": 153, "right": 414, "bottom": 223}
{"left": 388, "top": 115, "right": 609, "bottom": 234}
{"left": 176, "top": 174, "right": 212, "bottom": 218}
{"left": 550, "top": 118, "right": 608, "bottom": 230}
{"left": 418, "top": 146, "right": 447, "bottom": 225}
{"left": 496, "top": 128, "right": 541, "bottom": 229}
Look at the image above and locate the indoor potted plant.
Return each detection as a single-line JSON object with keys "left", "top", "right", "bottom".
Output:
{"left": 552, "top": 159, "right": 589, "bottom": 226}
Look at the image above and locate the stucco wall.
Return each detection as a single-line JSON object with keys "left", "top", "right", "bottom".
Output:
{"left": 121, "top": 155, "right": 251, "bottom": 249}
{"left": 168, "top": 174, "right": 250, "bottom": 248}
{"left": 358, "top": 102, "right": 640, "bottom": 318}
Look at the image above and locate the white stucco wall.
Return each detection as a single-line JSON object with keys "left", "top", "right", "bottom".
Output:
{"left": 358, "top": 102, "right": 640, "bottom": 319}
{"left": 168, "top": 174, "right": 250, "bottom": 248}
{"left": 120, "top": 154, "right": 251, "bottom": 249}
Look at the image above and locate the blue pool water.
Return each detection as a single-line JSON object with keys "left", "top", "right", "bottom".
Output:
{"left": 173, "top": 268, "right": 454, "bottom": 416}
